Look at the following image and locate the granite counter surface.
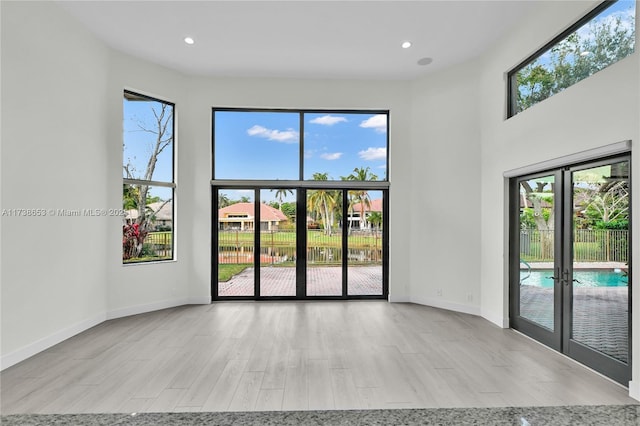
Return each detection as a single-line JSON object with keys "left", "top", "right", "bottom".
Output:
{"left": 2, "top": 405, "right": 639, "bottom": 425}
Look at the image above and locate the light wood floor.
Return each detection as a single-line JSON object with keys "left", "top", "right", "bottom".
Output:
{"left": 1, "top": 302, "right": 637, "bottom": 414}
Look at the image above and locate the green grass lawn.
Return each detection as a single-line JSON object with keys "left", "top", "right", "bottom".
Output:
{"left": 219, "top": 230, "right": 382, "bottom": 249}
{"left": 218, "top": 264, "right": 251, "bottom": 281}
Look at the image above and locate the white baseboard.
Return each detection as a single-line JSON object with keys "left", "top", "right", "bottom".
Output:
{"left": 410, "top": 296, "right": 481, "bottom": 316}
{"left": 388, "top": 293, "right": 410, "bottom": 303}
{"left": 1, "top": 313, "right": 106, "bottom": 371}
{"left": 480, "top": 309, "right": 510, "bottom": 328}
{"left": 106, "top": 297, "right": 199, "bottom": 320}
{"left": 189, "top": 296, "right": 212, "bottom": 305}
{"left": 629, "top": 381, "right": 640, "bottom": 401}
{"left": 1, "top": 297, "right": 212, "bottom": 371}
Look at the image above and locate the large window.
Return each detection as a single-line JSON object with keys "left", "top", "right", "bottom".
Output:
{"left": 122, "top": 91, "right": 175, "bottom": 263}
{"left": 508, "top": 0, "right": 635, "bottom": 117}
{"left": 214, "top": 110, "right": 388, "bottom": 181}
{"left": 212, "top": 109, "right": 389, "bottom": 299}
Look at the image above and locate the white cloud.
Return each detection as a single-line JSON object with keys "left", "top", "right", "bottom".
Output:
{"left": 320, "top": 152, "right": 343, "bottom": 160}
{"left": 358, "top": 147, "right": 386, "bottom": 161}
{"left": 247, "top": 125, "right": 298, "bottom": 143}
{"left": 359, "top": 115, "right": 387, "bottom": 133}
{"left": 309, "top": 115, "right": 347, "bottom": 126}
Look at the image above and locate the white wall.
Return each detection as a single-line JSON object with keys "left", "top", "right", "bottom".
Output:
{"left": 1, "top": 1, "right": 110, "bottom": 365}
{"left": 182, "top": 76, "right": 413, "bottom": 302}
{"left": 478, "top": 0, "right": 639, "bottom": 327}
{"left": 0, "top": 0, "right": 413, "bottom": 368}
{"left": 105, "top": 50, "right": 196, "bottom": 317}
{"left": 408, "top": 61, "right": 482, "bottom": 314}
{"left": 3, "top": 0, "right": 639, "bottom": 397}
{"left": 477, "top": 0, "right": 639, "bottom": 393}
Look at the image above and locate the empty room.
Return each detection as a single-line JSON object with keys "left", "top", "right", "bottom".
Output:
{"left": 1, "top": 0, "right": 639, "bottom": 424}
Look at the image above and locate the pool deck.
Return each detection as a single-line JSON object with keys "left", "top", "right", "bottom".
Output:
{"left": 524, "top": 261, "right": 627, "bottom": 270}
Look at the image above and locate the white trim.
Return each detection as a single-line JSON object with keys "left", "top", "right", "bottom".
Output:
{"left": 189, "top": 296, "right": 212, "bottom": 305}
{"left": 106, "top": 297, "right": 190, "bottom": 320}
{"left": 388, "top": 293, "right": 410, "bottom": 303}
{"left": 1, "top": 313, "right": 106, "bottom": 371}
{"left": 481, "top": 309, "right": 510, "bottom": 328}
{"left": 629, "top": 381, "right": 640, "bottom": 401}
{"left": 410, "top": 296, "right": 481, "bottom": 317}
{"left": 503, "top": 140, "right": 631, "bottom": 178}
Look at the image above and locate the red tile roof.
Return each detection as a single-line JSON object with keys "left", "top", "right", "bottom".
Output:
{"left": 219, "top": 202, "right": 288, "bottom": 221}
{"left": 351, "top": 198, "right": 382, "bottom": 213}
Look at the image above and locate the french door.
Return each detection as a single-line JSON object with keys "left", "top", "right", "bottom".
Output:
{"left": 510, "top": 155, "right": 631, "bottom": 384}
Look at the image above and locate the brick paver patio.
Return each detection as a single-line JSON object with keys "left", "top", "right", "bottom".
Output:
{"left": 218, "top": 265, "right": 383, "bottom": 297}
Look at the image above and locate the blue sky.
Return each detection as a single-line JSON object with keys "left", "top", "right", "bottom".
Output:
{"left": 531, "top": 0, "right": 635, "bottom": 71}
{"left": 124, "top": 102, "right": 388, "bottom": 204}
{"left": 215, "top": 110, "right": 387, "bottom": 182}
{"left": 123, "top": 97, "right": 174, "bottom": 200}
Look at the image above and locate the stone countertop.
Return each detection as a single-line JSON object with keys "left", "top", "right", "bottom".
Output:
{"left": 2, "top": 405, "right": 639, "bottom": 425}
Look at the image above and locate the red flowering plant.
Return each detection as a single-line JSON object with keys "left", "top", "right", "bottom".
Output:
{"left": 122, "top": 222, "right": 149, "bottom": 260}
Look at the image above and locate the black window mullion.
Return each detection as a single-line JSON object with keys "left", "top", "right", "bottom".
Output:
{"left": 255, "top": 189, "right": 261, "bottom": 297}
{"left": 297, "top": 189, "right": 307, "bottom": 297}
{"left": 212, "top": 187, "right": 219, "bottom": 300}
{"left": 342, "top": 190, "right": 348, "bottom": 298}
{"left": 382, "top": 189, "right": 389, "bottom": 297}
{"left": 299, "top": 112, "right": 305, "bottom": 181}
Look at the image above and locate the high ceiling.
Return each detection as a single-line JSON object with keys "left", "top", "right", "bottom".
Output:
{"left": 57, "top": 0, "right": 540, "bottom": 80}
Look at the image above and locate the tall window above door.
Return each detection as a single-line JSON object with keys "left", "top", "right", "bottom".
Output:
{"left": 508, "top": 0, "right": 636, "bottom": 117}
{"left": 213, "top": 109, "right": 389, "bottom": 181}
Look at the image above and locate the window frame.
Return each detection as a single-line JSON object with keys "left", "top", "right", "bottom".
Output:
{"left": 122, "top": 90, "right": 177, "bottom": 264}
{"left": 211, "top": 108, "right": 390, "bottom": 183}
{"left": 211, "top": 107, "right": 390, "bottom": 300}
{"left": 507, "top": 0, "right": 634, "bottom": 118}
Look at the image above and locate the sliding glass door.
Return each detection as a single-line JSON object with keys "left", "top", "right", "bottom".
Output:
{"left": 511, "top": 156, "right": 631, "bottom": 384}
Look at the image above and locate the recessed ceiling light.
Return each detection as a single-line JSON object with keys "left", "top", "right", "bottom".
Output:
{"left": 417, "top": 57, "right": 433, "bottom": 66}
{"left": 401, "top": 41, "right": 412, "bottom": 49}
{"left": 184, "top": 37, "right": 195, "bottom": 45}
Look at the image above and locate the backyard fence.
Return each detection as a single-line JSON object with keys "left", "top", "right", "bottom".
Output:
{"left": 217, "top": 229, "right": 383, "bottom": 265}
{"left": 145, "top": 231, "right": 172, "bottom": 257}
{"left": 520, "top": 229, "right": 628, "bottom": 262}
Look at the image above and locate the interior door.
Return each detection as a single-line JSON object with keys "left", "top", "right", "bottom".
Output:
{"left": 510, "top": 155, "right": 631, "bottom": 385}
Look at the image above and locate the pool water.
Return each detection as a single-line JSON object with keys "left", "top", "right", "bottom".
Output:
{"left": 521, "top": 269, "right": 628, "bottom": 288}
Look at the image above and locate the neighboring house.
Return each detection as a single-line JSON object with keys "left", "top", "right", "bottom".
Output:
{"left": 348, "top": 198, "right": 382, "bottom": 229}
{"left": 219, "top": 202, "right": 288, "bottom": 231}
{"left": 125, "top": 201, "right": 173, "bottom": 230}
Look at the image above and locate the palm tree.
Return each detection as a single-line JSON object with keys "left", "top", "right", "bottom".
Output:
{"left": 368, "top": 211, "right": 383, "bottom": 230}
{"left": 271, "top": 188, "right": 294, "bottom": 211}
{"left": 218, "top": 192, "right": 232, "bottom": 209}
{"left": 307, "top": 172, "right": 338, "bottom": 235}
{"left": 342, "top": 167, "right": 378, "bottom": 230}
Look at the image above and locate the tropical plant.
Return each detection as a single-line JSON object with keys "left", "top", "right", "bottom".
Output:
{"left": 308, "top": 172, "right": 338, "bottom": 235}
{"left": 342, "top": 167, "right": 378, "bottom": 230}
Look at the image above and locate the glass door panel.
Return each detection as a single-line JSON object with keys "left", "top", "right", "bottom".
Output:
{"left": 569, "top": 161, "right": 630, "bottom": 364}
{"left": 259, "top": 189, "right": 297, "bottom": 296}
{"left": 217, "top": 189, "right": 255, "bottom": 297}
{"left": 511, "top": 155, "right": 631, "bottom": 385}
{"left": 347, "top": 190, "right": 383, "bottom": 296}
{"left": 517, "top": 175, "right": 557, "bottom": 331}
{"left": 306, "top": 189, "right": 343, "bottom": 296}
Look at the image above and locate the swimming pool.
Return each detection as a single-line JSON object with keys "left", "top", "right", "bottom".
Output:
{"left": 520, "top": 269, "right": 628, "bottom": 288}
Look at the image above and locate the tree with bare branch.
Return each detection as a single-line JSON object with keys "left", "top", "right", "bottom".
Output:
{"left": 123, "top": 102, "right": 173, "bottom": 259}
